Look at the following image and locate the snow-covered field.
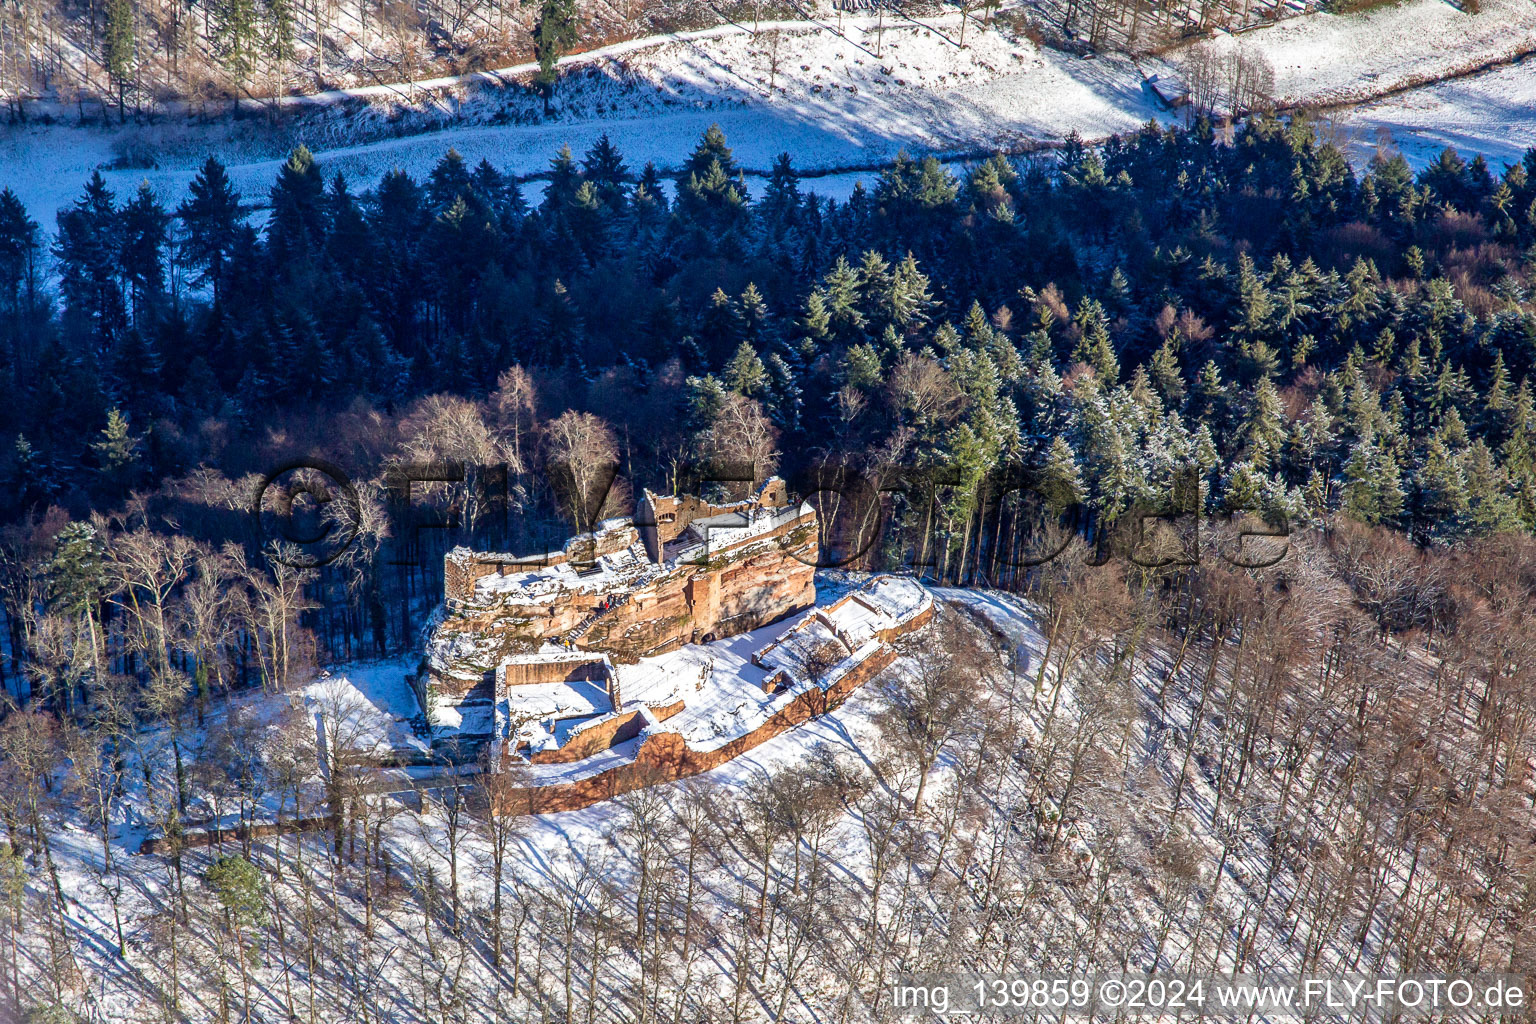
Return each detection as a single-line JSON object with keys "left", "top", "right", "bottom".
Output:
{"left": 1205, "top": 0, "right": 1536, "bottom": 106}
{"left": 0, "top": 13, "right": 1167, "bottom": 224}
{"left": 1333, "top": 54, "right": 1536, "bottom": 167}
{"left": 3, "top": 0, "right": 1534, "bottom": 226}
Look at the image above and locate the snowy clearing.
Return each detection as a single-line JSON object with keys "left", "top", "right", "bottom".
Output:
{"left": 1331, "top": 53, "right": 1536, "bottom": 167}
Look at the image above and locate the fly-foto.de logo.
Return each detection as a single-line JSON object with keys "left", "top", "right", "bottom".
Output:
{"left": 249, "top": 458, "right": 1294, "bottom": 573}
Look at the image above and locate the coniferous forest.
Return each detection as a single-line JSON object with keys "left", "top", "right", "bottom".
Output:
{"left": 3, "top": 116, "right": 1536, "bottom": 1024}
{"left": 0, "top": 113, "right": 1533, "bottom": 680}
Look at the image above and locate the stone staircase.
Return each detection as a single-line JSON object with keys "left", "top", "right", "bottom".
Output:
{"left": 561, "top": 593, "right": 632, "bottom": 646}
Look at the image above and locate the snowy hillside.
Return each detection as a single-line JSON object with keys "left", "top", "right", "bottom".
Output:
{"left": 2, "top": 0, "right": 1535, "bottom": 225}
{"left": 16, "top": 555, "right": 1534, "bottom": 1022}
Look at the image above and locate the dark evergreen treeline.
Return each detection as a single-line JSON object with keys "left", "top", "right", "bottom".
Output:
{"left": 3, "top": 117, "right": 1536, "bottom": 548}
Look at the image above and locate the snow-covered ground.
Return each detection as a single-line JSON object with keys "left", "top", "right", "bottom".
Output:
{"left": 4, "top": 0, "right": 1535, "bottom": 227}
{"left": 1333, "top": 53, "right": 1536, "bottom": 167}
{"left": 305, "top": 657, "right": 429, "bottom": 758}
{"left": 35, "top": 580, "right": 971, "bottom": 1022}
{"left": 24, "top": 570, "right": 1522, "bottom": 1023}
{"left": 2, "top": 12, "right": 1160, "bottom": 224}
{"left": 1205, "top": 0, "right": 1536, "bottom": 106}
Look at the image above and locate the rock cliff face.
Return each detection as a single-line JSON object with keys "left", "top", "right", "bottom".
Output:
{"left": 419, "top": 480, "right": 818, "bottom": 725}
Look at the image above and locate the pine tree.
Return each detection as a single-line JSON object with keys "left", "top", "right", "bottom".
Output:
{"left": 54, "top": 172, "right": 125, "bottom": 350}
{"left": 567, "top": 181, "right": 605, "bottom": 258}
{"left": 760, "top": 152, "right": 801, "bottom": 228}
{"left": 1070, "top": 297, "right": 1118, "bottom": 382}
{"left": 840, "top": 342, "right": 882, "bottom": 390}
{"left": 1149, "top": 339, "right": 1184, "bottom": 406}
{"left": 738, "top": 283, "right": 771, "bottom": 349}
{"left": 961, "top": 300, "right": 995, "bottom": 352}
{"left": 696, "top": 288, "right": 742, "bottom": 364}
{"left": 1221, "top": 461, "right": 1266, "bottom": 512}
{"left": 262, "top": 0, "right": 296, "bottom": 84}
{"left": 580, "top": 134, "right": 629, "bottom": 208}
{"left": 1410, "top": 436, "right": 1468, "bottom": 539}
{"left": 889, "top": 252, "right": 934, "bottom": 335}
{"left": 0, "top": 188, "right": 38, "bottom": 311}
{"left": 1484, "top": 349, "right": 1511, "bottom": 420}
{"left": 542, "top": 145, "right": 581, "bottom": 214}
{"left": 1242, "top": 376, "right": 1285, "bottom": 469}
{"left": 207, "top": 854, "right": 267, "bottom": 924}
{"left": 723, "top": 342, "right": 767, "bottom": 397}
{"left": 797, "top": 289, "right": 832, "bottom": 361}
{"left": 1342, "top": 440, "right": 1405, "bottom": 525}
{"left": 324, "top": 172, "right": 371, "bottom": 282}
{"left": 427, "top": 148, "right": 474, "bottom": 212}
{"left": 820, "top": 256, "right": 866, "bottom": 344}
{"left": 103, "top": 0, "right": 135, "bottom": 121}
{"left": 763, "top": 352, "right": 802, "bottom": 432}
{"left": 682, "top": 124, "right": 739, "bottom": 180}
{"left": 344, "top": 316, "right": 410, "bottom": 397}
{"left": 637, "top": 162, "right": 666, "bottom": 208}
{"left": 112, "top": 328, "right": 163, "bottom": 414}
{"left": 92, "top": 408, "right": 142, "bottom": 482}
{"left": 533, "top": 0, "right": 578, "bottom": 100}
{"left": 217, "top": 0, "right": 260, "bottom": 87}
{"left": 1103, "top": 266, "right": 1132, "bottom": 316}
{"left": 1038, "top": 435, "right": 1085, "bottom": 510}
{"left": 471, "top": 158, "right": 524, "bottom": 222}
{"left": 675, "top": 126, "right": 749, "bottom": 227}
{"left": 1189, "top": 359, "right": 1230, "bottom": 431}
{"left": 429, "top": 195, "right": 494, "bottom": 327}
{"left": 678, "top": 159, "right": 748, "bottom": 228}
{"left": 1458, "top": 440, "right": 1521, "bottom": 535}
{"left": 684, "top": 373, "right": 728, "bottom": 431}
{"left": 45, "top": 521, "right": 108, "bottom": 620}
{"left": 120, "top": 182, "right": 168, "bottom": 324}
{"left": 267, "top": 145, "right": 326, "bottom": 267}
{"left": 875, "top": 150, "right": 959, "bottom": 226}
{"left": 540, "top": 278, "right": 585, "bottom": 365}
{"left": 177, "top": 158, "right": 243, "bottom": 301}
{"left": 857, "top": 249, "right": 894, "bottom": 331}
{"left": 364, "top": 170, "right": 425, "bottom": 348}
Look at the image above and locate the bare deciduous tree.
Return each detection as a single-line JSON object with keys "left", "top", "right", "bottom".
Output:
{"left": 543, "top": 410, "right": 621, "bottom": 532}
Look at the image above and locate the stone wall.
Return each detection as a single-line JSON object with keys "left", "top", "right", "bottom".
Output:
{"left": 439, "top": 512, "right": 816, "bottom": 667}
{"left": 527, "top": 699, "right": 685, "bottom": 764}
{"left": 502, "top": 655, "right": 611, "bottom": 688}
{"left": 636, "top": 479, "right": 795, "bottom": 559}
{"left": 492, "top": 643, "right": 902, "bottom": 815}
{"left": 139, "top": 816, "right": 331, "bottom": 855}
{"left": 548, "top": 514, "right": 816, "bottom": 661}
{"left": 444, "top": 524, "right": 642, "bottom": 604}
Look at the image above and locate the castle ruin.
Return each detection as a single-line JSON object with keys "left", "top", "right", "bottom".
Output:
{"left": 419, "top": 479, "right": 819, "bottom": 749}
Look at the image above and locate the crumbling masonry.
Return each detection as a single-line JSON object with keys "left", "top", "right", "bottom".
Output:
{"left": 419, "top": 480, "right": 818, "bottom": 742}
